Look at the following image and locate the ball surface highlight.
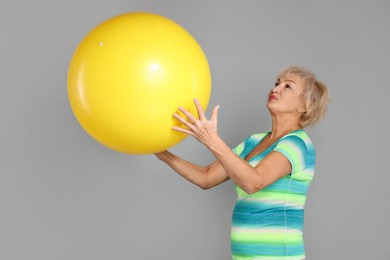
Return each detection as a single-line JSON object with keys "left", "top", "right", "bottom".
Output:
{"left": 68, "top": 13, "right": 211, "bottom": 154}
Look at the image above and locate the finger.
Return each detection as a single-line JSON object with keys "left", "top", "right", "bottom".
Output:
{"left": 194, "top": 98, "right": 206, "bottom": 120}
{"left": 172, "top": 126, "right": 194, "bottom": 136}
{"left": 178, "top": 106, "right": 197, "bottom": 123}
{"left": 173, "top": 112, "right": 195, "bottom": 130}
{"left": 211, "top": 105, "right": 220, "bottom": 122}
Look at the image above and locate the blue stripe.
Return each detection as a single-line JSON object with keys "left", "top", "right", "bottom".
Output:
{"left": 232, "top": 209, "right": 304, "bottom": 229}
{"left": 265, "top": 178, "right": 310, "bottom": 194}
{"left": 234, "top": 199, "right": 303, "bottom": 213}
{"left": 232, "top": 243, "right": 305, "bottom": 257}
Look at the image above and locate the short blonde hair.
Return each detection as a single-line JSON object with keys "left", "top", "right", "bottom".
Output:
{"left": 278, "top": 66, "right": 330, "bottom": 128}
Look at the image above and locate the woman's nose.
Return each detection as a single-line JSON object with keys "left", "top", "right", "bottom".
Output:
{"left": 272, "top": 85, "right": 280, "bottom": 93}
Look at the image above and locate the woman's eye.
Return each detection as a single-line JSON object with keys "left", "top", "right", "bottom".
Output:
{"left": 285, "top": 84, "right": 291, "bottom": 89}
{"left": 275, "top": 82, "right": 279, "bottom": 86}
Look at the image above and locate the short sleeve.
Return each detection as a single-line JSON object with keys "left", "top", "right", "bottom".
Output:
{"left": 273, "top": 135, "right": 310, "bottom": 174}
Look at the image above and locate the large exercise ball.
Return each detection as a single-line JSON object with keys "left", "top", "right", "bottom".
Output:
{"left": 68, "top": 12, "right": 211, "bottom": 154}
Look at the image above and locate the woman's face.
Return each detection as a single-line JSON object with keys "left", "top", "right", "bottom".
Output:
{"left": 266, "top": 73, "right": 306, "bottom": 115}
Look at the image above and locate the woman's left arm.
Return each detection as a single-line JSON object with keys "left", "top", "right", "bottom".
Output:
{"left": 173, "top": 99, "right": 291, "bottom": 194}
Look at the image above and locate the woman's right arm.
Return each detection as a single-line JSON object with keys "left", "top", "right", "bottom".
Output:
{"left": 155, "top": 151, "right": 229, "bottom": 190}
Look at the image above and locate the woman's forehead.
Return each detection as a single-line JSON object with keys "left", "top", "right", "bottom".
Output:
{"left": 278, "top": 72, "right": 302, "bottom": 84}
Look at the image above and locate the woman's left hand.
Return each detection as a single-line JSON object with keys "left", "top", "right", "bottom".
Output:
{"left": 173, "top": 98, "right": 220, "bottom": 147}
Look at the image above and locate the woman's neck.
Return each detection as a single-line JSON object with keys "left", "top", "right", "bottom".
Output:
{"left": 269, "top": 116, "right": 301, "bottom": 141}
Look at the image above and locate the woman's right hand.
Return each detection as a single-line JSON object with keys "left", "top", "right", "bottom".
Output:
{"left": 153, "top": 150, "right": 229, "bottom": 190}
{"left": 154, "top": 150, "right": 168, "bottom": 161}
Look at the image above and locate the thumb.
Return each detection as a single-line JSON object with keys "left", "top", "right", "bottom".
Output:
{"left": 211, "top": 105, "right": 220, "bottom": 122}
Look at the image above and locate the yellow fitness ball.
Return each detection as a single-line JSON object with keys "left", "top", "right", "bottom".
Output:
{"left": 68, "top": 13, "right": 211, "bottom": 154}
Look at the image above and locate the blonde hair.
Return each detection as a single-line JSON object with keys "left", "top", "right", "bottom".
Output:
{"left": 278, "top": 66, "right": 330, "bottom": 128}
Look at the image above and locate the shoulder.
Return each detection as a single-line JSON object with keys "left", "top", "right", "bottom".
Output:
{"left": 277, "top": 130, "right": 314, "bottom": 152}
{"left": 273, "top": 130, "right": 316, "bottom": 171}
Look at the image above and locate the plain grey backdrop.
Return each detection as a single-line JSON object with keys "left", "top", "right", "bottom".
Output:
{"left": 1, "top": 0, "right": 389, "bottom": 259}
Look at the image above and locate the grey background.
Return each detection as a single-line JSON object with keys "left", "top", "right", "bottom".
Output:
{"left": 1, "top": 0, "right": 389, "bottom": 259}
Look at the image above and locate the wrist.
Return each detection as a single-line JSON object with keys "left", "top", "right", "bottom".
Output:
{"left": 206, "top": 134, "right": 225, "bottom": 152}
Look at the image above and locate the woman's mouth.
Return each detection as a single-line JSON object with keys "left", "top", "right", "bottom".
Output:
{"left": 268, "top": 95, "right": 278, "bottom": 101}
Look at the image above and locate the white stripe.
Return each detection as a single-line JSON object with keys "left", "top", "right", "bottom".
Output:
{"left": 231, "top": 226, "right": 303, "bottom": 234}
{"left": 237, "top": 196, "right": 304, "bottom": 209}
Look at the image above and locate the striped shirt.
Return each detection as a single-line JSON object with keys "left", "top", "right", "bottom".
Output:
{"left": 231, "top": 130, "right": 315, "bottom": 260}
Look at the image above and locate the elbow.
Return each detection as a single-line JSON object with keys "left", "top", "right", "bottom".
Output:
{"left": 239, "top": 173, "right": 265, "bottom": 194}
{"left": 243, "top": 187, "right": 255, "bottom": 194}
{"left": 199, "top": 185, "right": 211, "bottom": 191}
{"left": 197, "top": 174, "right": 219, "bottom": 190}
{"left": 196, "top": 181, "right": 208, "bottom": 190}
{"left": 242, "top": 183, "right": 263, "bottom": 194}
{"left": 243, "top": 187, "right": 257, "bottom": 195}
{"left": 197, "top": 180, "right": 213, "bottom": 190}
{"left": 196, "top": 166, "right": 215, "bottom": 190}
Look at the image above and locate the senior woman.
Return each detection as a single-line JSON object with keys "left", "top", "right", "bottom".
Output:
{"left": 155, "top": 65, "right": 329, "bottom": 260}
